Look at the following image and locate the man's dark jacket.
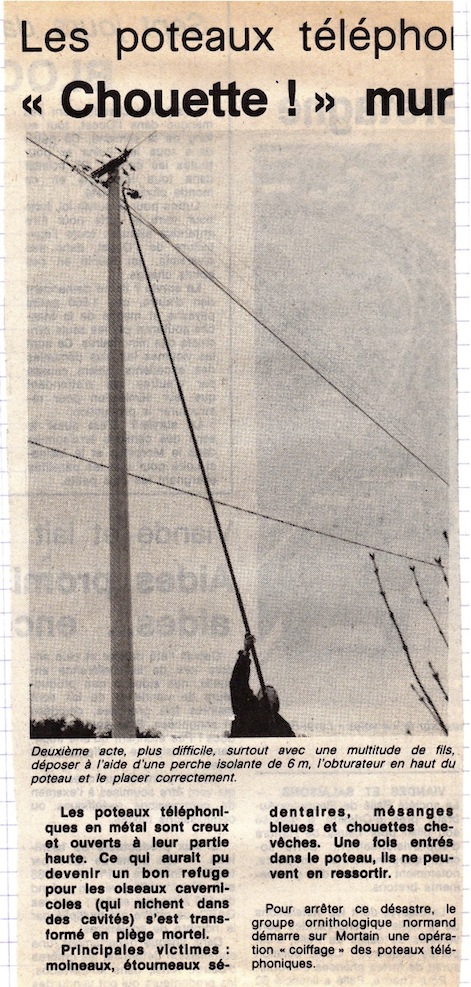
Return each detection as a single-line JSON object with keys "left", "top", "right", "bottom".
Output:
{"left": 230, "top": 651, "right": 295, "bottom": 737}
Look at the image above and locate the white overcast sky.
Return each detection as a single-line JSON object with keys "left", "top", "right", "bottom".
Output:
{"left": 26, "top": 124, "right": 453, "bottom": 736}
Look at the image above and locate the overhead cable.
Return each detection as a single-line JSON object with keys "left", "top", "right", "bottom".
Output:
{"left": 26, "top": 135, "right": 448, "bottom": 487}
{"left": 28, "top": 439, "right": 440, "bottom": 569}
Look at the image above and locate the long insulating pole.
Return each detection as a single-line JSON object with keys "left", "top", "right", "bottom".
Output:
{"left": 108, "top": 167, "right": 136, "bottom": 738}
{"left": 123, "top": 194, "right": 270, "bottom": 707}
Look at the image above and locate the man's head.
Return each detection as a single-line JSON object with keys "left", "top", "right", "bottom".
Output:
{"left": 257, "top": 685, "right": 280, "bottom": 713}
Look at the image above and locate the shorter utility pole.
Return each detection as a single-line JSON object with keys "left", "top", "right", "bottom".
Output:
{"left": 92, "top": 150, "right": 136, "bottom": 738}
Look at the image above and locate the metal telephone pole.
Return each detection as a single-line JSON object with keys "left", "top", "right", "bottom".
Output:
{"left": 92, "top": 151, "right": 136, "bottom": 738}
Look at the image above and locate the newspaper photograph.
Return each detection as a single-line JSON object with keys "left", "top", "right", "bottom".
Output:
{"left": 4, "top": 1, "right": 463, "bottom": 983}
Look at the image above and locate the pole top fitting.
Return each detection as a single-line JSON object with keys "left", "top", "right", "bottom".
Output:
{"left": 91, "top": 148, "right": 131, "bottom": 181}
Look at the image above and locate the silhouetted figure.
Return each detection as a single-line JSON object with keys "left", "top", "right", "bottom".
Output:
{"left": 230, "top": 634, "right": 295, "bottom": 737}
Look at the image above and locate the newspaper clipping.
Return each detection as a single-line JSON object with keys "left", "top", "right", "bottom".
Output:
{"left": 4, "top": 1, "right": 462, "bottom": 984}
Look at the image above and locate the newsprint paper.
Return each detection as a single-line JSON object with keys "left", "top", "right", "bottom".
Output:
{"left": 4, "top": 1, "right": 463, "bottom": 984}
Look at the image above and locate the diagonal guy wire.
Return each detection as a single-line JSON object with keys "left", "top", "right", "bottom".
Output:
{"left": 409, "top": 566, "right": 448, "bottom": 647}
{"left": 370, "top": 553, "right": 447, "bottom": 735}
{"left": 428, "top": 661, "right": 449, "bottom": 702}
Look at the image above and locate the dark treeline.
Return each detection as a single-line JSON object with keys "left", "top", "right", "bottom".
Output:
{"left": 30, "top": 717, "right": 160, "bottom": 738}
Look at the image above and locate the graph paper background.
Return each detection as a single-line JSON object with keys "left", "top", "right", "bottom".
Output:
{"left": 0, "top": 3, "right": 469, "bottom": 984}
{"left": 0, "top": 1, "right": 16, "bottom": 980}
{"left": 0, "top": 2, "right": 16, "bottom": 979}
